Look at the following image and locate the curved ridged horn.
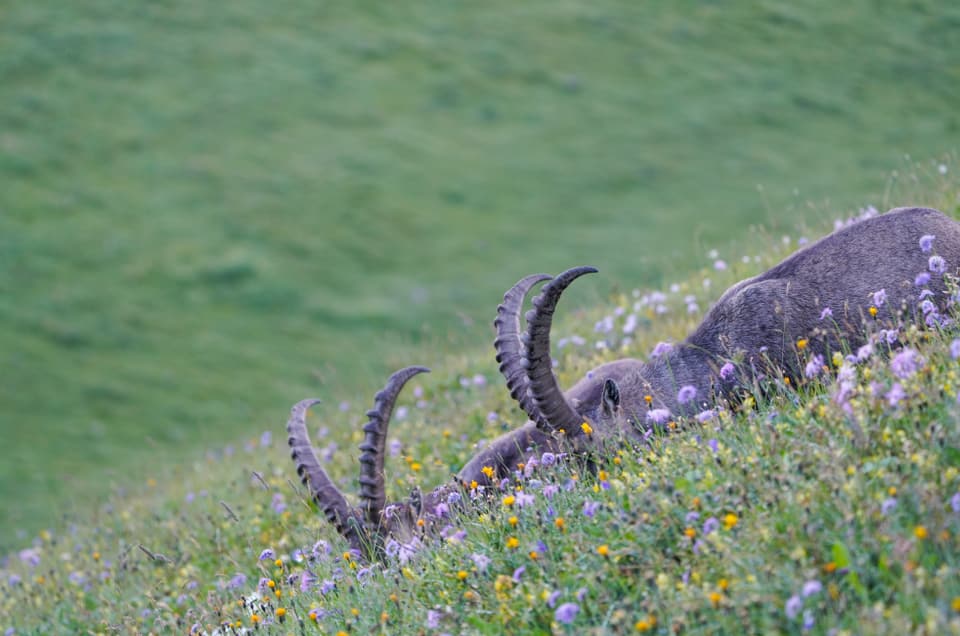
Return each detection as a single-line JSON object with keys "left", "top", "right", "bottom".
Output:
{"left": 494, "top": 273, "right": 552, "bottom": 425}
{"left": 359, "top": 366, "right": 430, "bottom": 531}
{"left": 524, "top": 266, "right": 599, "bottom": 434}
{"left": 287, "top": 399, "right": 365, "bottom": 552}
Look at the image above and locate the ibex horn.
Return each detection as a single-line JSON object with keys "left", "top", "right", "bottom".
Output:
{"left": 359, "top": 366, "right": 430, "bottom": 533}
{"left": 494, "top": 273, "right": 552, "bottom": 426}
{"left": 523, "top": 266, "right": 599, "bottom": 434}
{"left": 287, "top": 399, "right": 365, "bottom": 552}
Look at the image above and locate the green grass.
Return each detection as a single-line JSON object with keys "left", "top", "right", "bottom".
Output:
{"left": 2, "top": 0, "right": 960, "bottom": 548}
{"left": 1, "top": 172, "right": 958, "bottom": 634}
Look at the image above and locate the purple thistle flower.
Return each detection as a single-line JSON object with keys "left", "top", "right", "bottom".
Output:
{"left": 646, "top": 409, "right": 671, "bottom": 426}
{"left": 227, "top": 573, "right": 247, "bottom": 589}
{"left": 260, "top": 431, "right": 272, "bottom": 447}
{"left": 920, "top": 234, "right": 936, "bottom": 253}
{"left": 695, "top": 409, "right": 716, "bottom": 423}
{"left": 677, "top": 385, "right": 697, "bottom": 404}
{"left": 804, "top": 354, "right": 825, "bottom": 379}
{"left": 540, "top": 452, "right": 556, "bottom": 467}
{"left": 650, "top": 341, "right": 674, "bottom": 358}
{"left": 703, "top": 516, "right": 720, "bottom": 535}
{"left": 512, "top": 566, "right": 525, "bottom": 583}
{"left": 426, "top": 610, "right": 441, "bottom": 629}
{"left": 785, "top": 595, "right": 803, "bottom": 619}
{"left": 872, "top": 289, "right": 887, "bottom": 307}
{"left": 950, "top": 492, "right": 960, "bottom": 513}
{"left": 546, "top": 590, "right": 562, "bottom": 608}
{"left": 929, "top": 255, "right": 947, "bottom": 274}
{"left": 471, "top": 552, "right": 491, "bottom": 572}
{"left": 582, "top": 500, "right": 600, "bottom": 518}
{"left": 803, "top": 609, "right": 815, "bottom": 631}
{"left": 915, "top": 272, "right": 931, "bottom": 287}
{"left": 801, "top": 580, "right": 822, "bottom": 597}
{"left": 719, "top": 362, "right": 736, "bottom": 380}
{"left": 819, "top": 307, "right": 833, "bottom": 320}
{"left": 554, "top": 603, "right": 580, "bottom": 624}
{"left": 258, "top": 548, "right": 275, "bottom": 561}
{"left": 319, "top": 579, "right": 336, "bottom": 595}
{"left": 685, "top": 511, "right": 701, "bottom": 524}
{"left": 708, "top": 439, "right": 718, "bottom": 454}
{"left": 951, "top": 340, "right": 960, "bottom": 360}
{"left": 881, "top": 498, "right": 897, "bottom": 515}
{"left": 920, "top": 299, "right": 936, "bottom": 315}
{"left": 886, "top": 383, "right": 905, "bottom": 407}
{"left": 891, "top": 348, "right": 922, "bottom": 379}
{"left": 542, "top": 484, "right": 559, "bottom": 500}
{"left": 515, "top": 492, "right": 536, "bottom": 507}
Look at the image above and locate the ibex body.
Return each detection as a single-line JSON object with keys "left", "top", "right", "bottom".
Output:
{"left": 288, "top": 206, "right": 960, "bottom": 557}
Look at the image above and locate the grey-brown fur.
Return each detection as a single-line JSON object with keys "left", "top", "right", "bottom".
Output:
{"left": 288, "top": 206, "right": 960, "bottom": 557}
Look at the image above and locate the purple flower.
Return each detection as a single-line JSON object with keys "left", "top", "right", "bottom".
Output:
{"left": 426, "top": 610, "right": 441, "bottom": 629}
{"left": 951, "top": 339, "right": 960, "bottom": 360}
{"left": 299, "top": 570, "right": 317, "bottom": 592}
{"left": 546, "top": 590, "right": 562, "bottom": 608}
{"left": 486, "top": 411, "right": 498, "bottom": 423}
{"left": 929, "top": 255, "right": 947, "bottom": 274}
{"left": 920, "top": 299, "right": 936, "bottom": 315}
{"left": 471, "top": 552, "right": 491, "bottom": 572}
{"left": 646, "top": 409, "right": 671, "bottom": 426}
{"left": 881, "top": 498, "right": 897, "bottom": 515}
{"left": 872, "top": 289, "right": 887, "bottom": 307}
{"left": 260, "top": 431, "right": 272, "bottom": 447}
{"left": 801, "top": 580, "right": 822, "bottom": 597}
{"left": 703, "top": 516, "right": 720, "bottom": 535}
{"left": 540, "top": 452, "right": 556, "bottom": 466}
{"left": 695, "top": 409, "right": 716, "bottom": 423}
{"left": 785, "top": 595, "right": 803, "bottom": 619}
{"left": 714, "top": 259, "right": 727, "bottom": 271}
{"left": 271, "top": 493, "right": 286, "bottom": 515}
{"left": 542, "top": 484, "right": 559, "bottom": 500}
{"left": 515, "top": 492, "right": 535, "bottom": 507}
{"left": 719, "top": 362, "right": 736, "bottom": 380}
{"left": 18, "top": 549, "right": 40, "bottom": 568}
{"left": 677, "top": 385, "right": 697, "bottom": 405}
{"left": 512, "top": 566, "right": 525, "bottom": 583}
{"left": 582, "top": 500, "right": 600, "bottom": 518}
{"left": 650, "top": 341, "right": 674, "bottom": 358}
{"left": 803, "top": 609, "right": 815, "bottom": 631}
{"left": 7, "top": 574, "right": 21, "bottom": 587}
{"left": 886, "top": 383, "right": 905, "bottom": 407}
{"left": 915, "top": 272, "right": 931, "bottom": 287}
{"left": 804, "top": 355, "right": 824, "bottom": 379}
{"left": 685, "top": 511, "right": 701, "bottom": 524}
{"left": 68, "top": 571, "right": 86, "bottom": 586}
{"left": 554, "top": 603, "right": 580, "bottom": 624}
{"left": 258, "top": 548, "right": 275, "bottom": 561}
{"left": 320, "top": 579, "right": 336, "bottom": 595}
{"left": 950, "top": 492, "right": 960, "bottom": 513}
{"left": 819, "top": 307, "right": 833, "bottom": 320}
{"left": 389, "top": 439, "right": 402, "bottom": 457}
{"left": 891, "top": 348, "right": 922, "bottom": 379}
{"left": 920, "top": 234, "right": 936, "bottom": 252}
{"left": 227, "top": 573, "right": 247, "bottom": 589}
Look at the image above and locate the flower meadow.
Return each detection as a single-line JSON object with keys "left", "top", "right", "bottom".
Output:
{"left": 5, "top": 203, "right": 960, "bottom": 632}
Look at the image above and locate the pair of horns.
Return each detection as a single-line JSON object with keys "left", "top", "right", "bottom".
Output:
{"left": 286, "top": 366, "right": 429, "bottom": 555}
{"left": 494, "top": 266, "right": 598, "bottom": 435}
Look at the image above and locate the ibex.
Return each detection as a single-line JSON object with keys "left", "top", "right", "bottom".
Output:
{"left": 287, "top": 206, "right": 960, "bottom": 558}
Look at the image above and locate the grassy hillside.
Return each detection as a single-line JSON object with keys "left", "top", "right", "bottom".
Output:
{"left": 2, "top": 0, "right": 960, "bottom": 547}
{"left": 0, "top": 175, "right": 958, "bottom": 633}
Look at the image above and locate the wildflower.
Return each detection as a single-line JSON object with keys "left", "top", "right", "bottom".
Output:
{"left": 555, "top": 603, "right": 580, "bottom": 624}
{"left": 581, "top": 422, "right": 593, "bottom": 435}
{"left": 583, "top": 500, "right": 600, "bottom": 518}
{"left": 920, "top": 299, "right": 936, "bottom": 315}
{"left": 506, "top": 537, "right": 520, "bottom": 549}
{"left": 891, "top": 348, "right": 922, "bottom": 379}
{"left": 804, "top": 355, "right": 824, "bottom": 379}
{"left": 227, "top": 573, "right": 247, "bottom": 589}
{"left": 719, "top": 362, "right": 735, "bottom": 380}
{"left": 502, "top": 495, "right": 515, "bottom": 507}
{"left": 819, "top": 307, "right": 833, "bottom": 320}
{"left": 512, "top": 566, "right": 525, "bottom": 582}
{"left": 276, "top": 607, "right": 287, "bottom": 619}
{"left": 481, "top": 466, "right": 495, "bottom": 479}
{"left": 683, "top": 527, "right": 696, "bottom": 539}
{"left": 708, "top": 591, "right": 722, "bottom": 607}
{"left": 646, "top": 409, "right": 671, "bottom": 426}
{"left": 708, "top": 438, "right": 718, "bottom": 453}
{"left": 950, "top": 492, "right": 960, "bottom": 513}
{"left": 915, "top": 271, "right": 931, "bottom": 286}
{"left": 929, "top": 255, "right": 947, "bottom": 274}
{"left": 951, "top": 340, "right": 960, "bottom": 360}
{"left": 540, "top": 452, "right": 556, "bottom": 466}
{"left": 260, "top": 431, "right": 272, "bottom": 447}
{"left": 547, "top": 590, "right": 562, "bottom": 608}
{"left": 885, "top": 384, "right": 905, "bottom": 407}
{"left": 258, "top": 549, "right": 275, "bottom": 561}
{"left": 695, "top": 409, "right": 716, "bottom": 423}
{"left": 650, "top": 342, "right": 674, "bottom": 357}
{"left": 426, "top": 610, "right": 441, "bottom": 629}
{"left": 881, "top": 498, "right": 897, "bottom": 515}
{"left": 677, "top": 385, "right": 697, "bottom": 404}
{"left": 516, "top": 491, "right": 535, "bottom": 507}
{"left": 802, "top": 580, "right": 822, "bottom": 597}
{"left": 796, "top": 338, "right": 808, "bottom": 350}
{"left": 872, "top": 289, "right": 887, "bottom": 306}
{"left": 803, "top": 609, "right": 815, "bottom": 631}
{"left": 597, "top": 544, "right": 610, "bottom": 557}
{"left": 920, "top": 235, "right": 936, "bottom": 252}
{"left": 785, "top": 595, "right": 802, "bottom": 619}
{"left": 914, "top": 526, "right": 928, "bottom": 540}
{"left": 869, "top": 306, "right": 878, "bottom": 317}
{"left": 722, "top": 513, "right": 738, "bottom": 530}
{"left": 703, "top": 517, "right": 720, "bottom": 535}
{"left": 555, "top": 517, "right": 565, "bottom": 530}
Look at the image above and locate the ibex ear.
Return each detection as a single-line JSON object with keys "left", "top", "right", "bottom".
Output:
{"left": 601, "top": 379, "right": 621, "bottom": 418}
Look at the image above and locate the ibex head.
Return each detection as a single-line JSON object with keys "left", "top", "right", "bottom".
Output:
{"left": 286, "top": 366, "right": 430, "bottom": 559}
{"left": 494, "top": 266, "right": 632, "bottom": 443}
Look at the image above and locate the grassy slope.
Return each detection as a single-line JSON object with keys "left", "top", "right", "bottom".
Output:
{"left": 2, "top": 0, "right": 960, "bottom": 545}
{"left": 1, "top": 172, "right": 959, "bottom": 633}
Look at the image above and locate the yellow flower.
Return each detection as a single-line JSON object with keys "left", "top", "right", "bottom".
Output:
{"left": 481, "top": 466, "right": 495, "bottom": 479}
{"left": 869, "top": 306, "right": 878, "bottom": 317}
{"left": 683, "top": 527, "right": 696, "bottom": 539}
{"left": 597, "top": 544, "right": 610, "bottom": 557}
{"left": 644, "top": 395, "right": 653, "bottom": 404}
{"left": 411, "top": 462, "right": 422, "bottom": 472}
{"left": 266, "top": 579, "right": 276, "bottom": 589}
{"left": 914, "top": 526, "right": 928, "bottom": 540}
{"left": 502, "top": 495, "right": 516, "bottom": 507}
{"left": 796, "top": 338, "right": 808, "bottom": 350}
{"left": 708, "top": 591, "right": 721, "bottom": 607}
{"left": 274, "top": 558, "right": 283, "bottom": 568}
{"left": 723, "top": 513, "right": 738, "bottom": 530}
{"left": 250, "top": 614, "right": 261, "bottom": 624}
{"left": 508, "top": 516, "right": 518, "bottom": 527}
{"left": 718, "top": 578, "right": 729, "bottom": 591}
{"left": 952, "top": 597, "right": 960, "bottom": 612}
{"left": 555, "top": 517, "right": 565, "bottom": 531}
{"left": 581, "top": 422, "right": 593, "bottom": 435}
{"left": 275, "top": 608, "right": 286, "bottom": 618}
{"left": 457, "top": 570, "right": 468, "bottom": 581}
{"left": 506, "top": 537, "right": 519, "bottom": 549}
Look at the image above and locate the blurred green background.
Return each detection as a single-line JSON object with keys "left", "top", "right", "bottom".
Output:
{"left": 1, "top": 0, "right": 958, "bottom": 548}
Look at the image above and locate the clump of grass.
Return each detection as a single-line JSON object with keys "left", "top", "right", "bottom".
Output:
{"left": 4, "top": 179, "right": 960, "bottom": 632}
